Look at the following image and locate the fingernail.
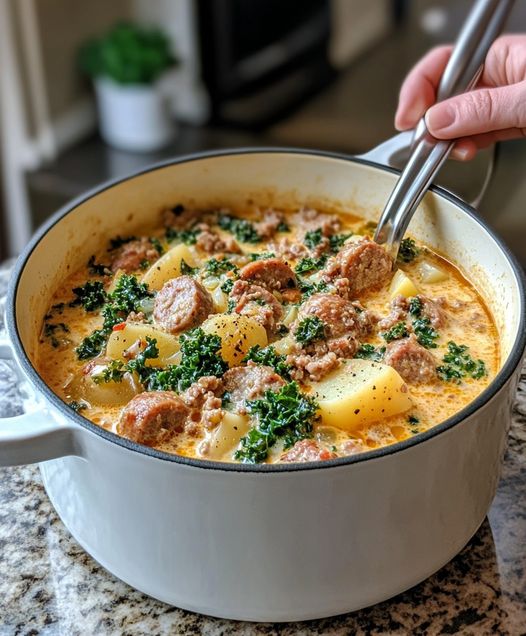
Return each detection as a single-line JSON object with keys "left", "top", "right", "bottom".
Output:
{"left": 426, "top": 104, "right": 455, "bottom": 132}
{"left": 406, "top": 97, "right": 425, "bottom": 123}
{"left": 398, "top": 98, "right": 425, "bottom": 129}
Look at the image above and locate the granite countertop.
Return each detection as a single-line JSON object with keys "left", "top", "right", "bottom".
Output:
{"left": 1, "top": 261, "right": 525, "bottom": 635}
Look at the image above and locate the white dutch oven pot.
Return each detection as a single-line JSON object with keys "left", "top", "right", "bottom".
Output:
{"left": 1, "top": 148, "right": 524, "bottom": 622}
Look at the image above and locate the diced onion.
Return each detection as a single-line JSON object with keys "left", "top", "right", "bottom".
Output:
{"left": 419, "top": 261, "right": 449, "bottom": 284}
{"left": 282, "top": 305, "right": 298, "bottom": 327}
{"left": 203, "top": 276, "right": 220, "bottom": 291}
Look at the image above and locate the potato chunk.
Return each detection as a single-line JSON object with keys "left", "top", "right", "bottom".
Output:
{"left": 206, "top": 412, "right": 250, "bottom": 460}
{"left": 79, "top": 366, "right": 139, "bottom": 406}
{"left": 389, "top": 269, "right": 419, "bottom": 299}
{"left": 142, "top": 244, "right": 197, "bottom": 290}
{"left": 310, "top": 359, "right": 412, "bottom": 431}
{"left": 106, "top": 323, "right": 180, "bottom": 367}
{"left": 201, "top": 314, "right": 267, "bottom": 366}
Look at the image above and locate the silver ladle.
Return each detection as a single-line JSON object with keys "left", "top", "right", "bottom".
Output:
{"left": 374, "top": 0, "right": 515, "bottom": 261}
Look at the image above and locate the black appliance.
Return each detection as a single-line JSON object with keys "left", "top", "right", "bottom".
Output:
{"left": 197, "top": 0, "right": 334, "bottom": 127}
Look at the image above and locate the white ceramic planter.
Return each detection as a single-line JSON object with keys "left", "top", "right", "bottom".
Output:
{"left": 0, "top": 149, "right": 524, "bottom": 621}
{"left": 95, "top": 77, "right": 176, "bottom": 152}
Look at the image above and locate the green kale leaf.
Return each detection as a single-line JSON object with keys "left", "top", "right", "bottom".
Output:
{"left": 294, "top": 255, "right": 328, "bottom": 275}
{"left": 437, "top": 341, "right": 487, "bottom": 383}
{"left": 220, "top": 278, "right": 234, "bottom": 294}
{"left": 165, "top": 227, "right": 198, "bottom": 245}
{"left": 92, "top": 359, "right": 126, "bottom": 384}
{"left": 234, "top": 382, "right": 319, "bottom": 463}
{"left": 43, "top": 322, "right": 70, "bottom": 348}
{"left": 329, "top": 233, "right": 352, "bottom": 252}
{"left": 87, "top": 255, "right": 111, "bottom": 276}
{"left": 76, "top": 329, "right": 108, "bottom": 360}
{"left": 294, "top": 316, "right": 326, "bottom": 345}
{"left": 397, "top": 238, "right": 420, "bottom": 263}
{"left": 76, "top": 274, "right": 152, "bottom": 360}
{"left": 297, "top": 277, "right": 329, "bottom": 298}
{"left": 71, "top": 281, "right": 107, "bottom": 312}
{"left": 108, "top": 235, "right": 137, "bottom": 251}
{"left": 408, "top": 296, "right": 422, "bottom": 317}
{"left": 304, "top": 229, "right": 323, "bottom": 249}
{"left": 381, "top": 321, "right": 409, "bottom": 343}
{"left": 147, "top": 328, "right": 228, "bottom": 392}
{"left": 243, "top": 345, "right": 292, "bottom": 380}
{"left": 205, "top": 257, "right": 238, "bottom": 276}
{"left": 102, "top": 274, "right": 152, "bottom": 331}
{"left": 249, "top": 252, "right": 276, "bottom": 261}
{"left": 218, "top": 214, "right": 261, "bottom": 244}
{"left": 413, "top": 317, "right": 439, "bottom": 348}
{"left": 354, "top": 343, "right": 386, "bottom": 361}
{"left": 180, "top": 259, "right": 198, "bottom": 276}
{"left": 126, "top": 337, "right": 160, "bottom": 383}
{"left": 150, "top": 237, "right": 164, "bottom": 255}
{"left": 68, "top": 400, "right": 87, "bottom": 413}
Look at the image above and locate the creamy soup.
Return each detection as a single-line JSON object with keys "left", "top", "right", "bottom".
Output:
{"left": 37, "top": 205, "right": 498, "bottom": 464}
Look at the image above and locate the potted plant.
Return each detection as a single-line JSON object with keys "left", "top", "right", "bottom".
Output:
{"left": 79, "top": 22, "right": 179, "bottom": 152}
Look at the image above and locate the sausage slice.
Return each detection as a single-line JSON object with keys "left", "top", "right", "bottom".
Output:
{"left": 223, "top": 363, "right": 285, "bottom": 413}
{"left": 239, "top": 258, "right": 296, "bottom": 291}
{"left": 324, "top": 238, "right": 393, "bottom": 296}
{"left": 117, "top": 391, "right": 189, "bottom": 445}
{"left": 153, "top": 276, "right": 213, "bottom": 334}
{"left": 298, "top": 293, "right": 370, "bottom": 339}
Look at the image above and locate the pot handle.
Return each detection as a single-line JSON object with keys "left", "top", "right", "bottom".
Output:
{"left": 0, "top": 409, "right": 82, "bottom": 467}
{"left": 357, "top": 132, "right": 497, "bottom": 209}
{"left": 357, "top": 131, "right": 413, "bottom": 169}
{"left": 0, "top": 334, "right": 84, "bottom": 467}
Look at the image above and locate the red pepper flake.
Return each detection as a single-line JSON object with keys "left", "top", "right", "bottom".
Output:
{"left": 113, "top": 322, "right": 126, "bottom": 331}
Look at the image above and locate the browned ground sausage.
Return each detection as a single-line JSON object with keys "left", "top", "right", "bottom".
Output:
{"left": 383, "top": 335, "right": 437, "bottom": 384}
{"left": 111, "top": 238, "right": 158, "bottom": 273}
{"left": 162, "top": 205, "right": 203, "bottom": 230}
{"left": 297, "top": 208, "right": 341, "bottom": 236}
{"left": 254, "top": 208, "right": 286, "bottom": 239}
{"left": 229, "top": 280, "right": 283, "bottom": 333}
{"left": 286, "top": 350, "right": 340, "bottom": 383}
{"left": 268, "top": 237, "right": 309, "bottom": 260}
{"left": 378, "top": 294, "right": 447, "bottom": 331}
{"left": 183, "top": 376, "right": 224, "bottom": 431}
{"left": 117, "top": 391, "right": 189, "bottom": 445}
{"left": 281, "top": 439, "right": 337, "bottom": 463}
{"left": 223, "top": 362, "right": 285, "bottom": 413}
{"left": 418, "top": 296, "right": 447, "bottom": 328}
{"left": 323, "top": 238, "right": 393, "bottom": 296}
{"left": 153, "top": 276, "right": 213, "bottom": 334}
{"left": 194, "top": 223, "right": 241, "bottom": 254}
{"left": 239, "top": 258, "right": 297, "bottom": 291}
{"left": 297, "top": 293, "right": 370, "bottom": 339}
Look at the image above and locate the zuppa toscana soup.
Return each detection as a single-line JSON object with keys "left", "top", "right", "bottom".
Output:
{"left": 37, "top": 205, "right": 498, "bottom": 464}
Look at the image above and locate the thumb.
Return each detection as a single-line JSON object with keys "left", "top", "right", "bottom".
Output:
{"left": 425, "top": 82, "right": 526, "bottom": 139}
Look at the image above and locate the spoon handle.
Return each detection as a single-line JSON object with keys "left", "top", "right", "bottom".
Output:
{"left": 374, "top": 0, "right": 514, "bottom": 259}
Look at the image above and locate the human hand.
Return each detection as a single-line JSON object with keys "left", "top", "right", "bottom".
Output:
{"left": 395, "top": 35, "right": 526, "bottom": 160}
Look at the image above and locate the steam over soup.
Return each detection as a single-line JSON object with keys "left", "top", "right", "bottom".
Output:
{"left": 37, "top": 204, "right": 498, "bottom": 464}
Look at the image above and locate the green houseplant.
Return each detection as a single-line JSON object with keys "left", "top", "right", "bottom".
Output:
{"left": 79, "top": 23, "right": 179, "bottom": 152}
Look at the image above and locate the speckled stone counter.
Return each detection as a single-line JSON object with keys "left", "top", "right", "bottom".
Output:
{"left": 1, "top": 260, "right": 525, "bottom": 635}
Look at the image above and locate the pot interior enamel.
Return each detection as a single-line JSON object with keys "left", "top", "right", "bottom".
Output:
{"left": 14, "top": 150, "right": 521, "bottom": 377}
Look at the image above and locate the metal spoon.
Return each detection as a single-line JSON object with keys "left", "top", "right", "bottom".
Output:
{"left": 374, "top": 0, "right": 515, "bottom": 261}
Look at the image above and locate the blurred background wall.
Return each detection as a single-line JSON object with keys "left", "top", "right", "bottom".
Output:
{"left": 2, "top": 0, "right": 526, "bottom": 264}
